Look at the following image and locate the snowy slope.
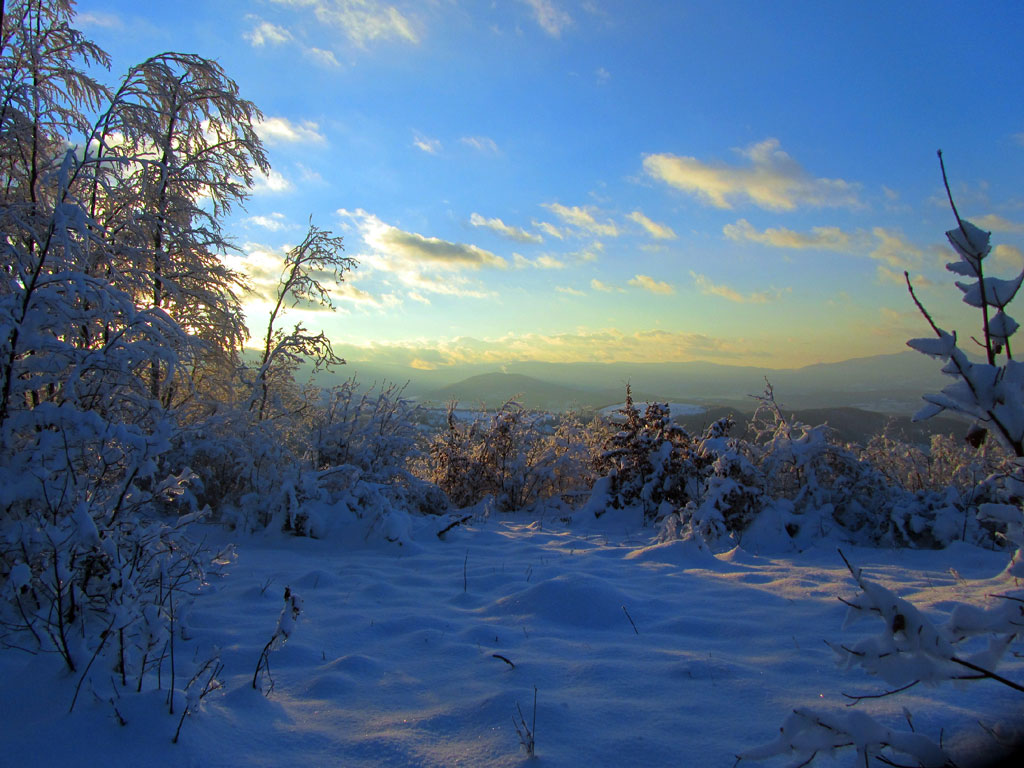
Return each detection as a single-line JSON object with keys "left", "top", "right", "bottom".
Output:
{"left": 1, "top": 517, "right": 1021, "bottom": 767}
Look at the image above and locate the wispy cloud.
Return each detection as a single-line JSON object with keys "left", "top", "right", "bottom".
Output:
{"left": 644, "top": 138, "right": 860, "bottom": 211}
{"left": 533, "top": 220, "right": 565, "bottom": 240}
{"left": 413, "top": 133, "right": 442, "bottom": 154}
{"left": 77, "top": 11, "right": 123, "bottom": 28}
{"left": 590, "top": 278, "right": 618, "bottom": 293}
{"left": 877, "top": 265, "right": 933, "bottom": 287}
{"left": 246, "top": 213, "right": 291, "bottom": 231}
{"left": 723, "top": 219, "right": 851, "bottom": 250}
{"left": 522, "top": 0, "right": 572, "bottom": 37}
{"left": 245, "top": 17, "right": 294, "bottom": 46}
{"left": 339, "top": 328, "right": 766, "bottom": 367}
{"left": 338, "top": 208, "right": 506, "bottom": 299}
{"left": 257, "top": 117, "right": 326, "bottom": 145}
{"left": 269, "top": 0, "right": 418, "bottom": 47}
{"left": 514, "top": 253, "right": 565, "bottom": 269}
{"left": 628, "top": 210, "right": 677, "bottom": 240}
{"left": 993, "top": 244, "right": 1024, "bottom": 271}
{"left": 460, "top": 136, "right": 500, "bottom": 153}
{"left": 868, "top": 227, "right": 924, "bottom": 269}
{"left": 972, "top": 213, "right": 1024, "bottom": 233}
{"left": 231, "top": 242, "right": 378, "bottom": 309}
{"left": 691, "top": 271, "right": 781, "bottom": 303}
{"left": 555, "top": 285, "right": 585, "bottom": 296}
{"left": 542, "top": 203, "right": 619, "bottom": 237}
{"left": 470, "top": 213, "right": 542, "bottom": 243}
{"left": 251, "top": 168, "right": 294, "bottom": 194}
{"left": 306, "top": 47, "right": 341, "bottom": 67}
{"left": 629, "top": 274, "right": 674, "bottom": 295}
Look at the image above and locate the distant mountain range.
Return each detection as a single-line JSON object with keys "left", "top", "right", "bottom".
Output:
{"left": 330, "top": 351, "right": 952, "bottom": 414}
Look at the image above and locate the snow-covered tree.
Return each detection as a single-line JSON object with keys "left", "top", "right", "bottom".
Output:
{"left": 249, "top": 222, "right": 354, "bottom": 422}
{"left": 0, "top": 2, "right": 255, "bottom": 712}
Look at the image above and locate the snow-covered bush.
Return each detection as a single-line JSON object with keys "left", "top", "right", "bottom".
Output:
{"left": 746, "top": 154, "right": 1024, "bottom": 767}
{"left": 592, "top": 386, "right": 699, "bottom": 523}
{"left": 424, "top": 400, "right": 594, "bottom": 513}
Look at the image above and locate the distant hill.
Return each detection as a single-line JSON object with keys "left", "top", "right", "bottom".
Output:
{"left": 317, "top": 351, "right": 954, "bottom": 414}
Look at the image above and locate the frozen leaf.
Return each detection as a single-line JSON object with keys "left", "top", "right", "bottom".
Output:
{"left": 907, "top": 332, "right": 955, "bottom": 359}
{"left": 955, "top": 272, "right": 1024, "bottom": 309}
{"left": 989, "top": 310, "right": 1019, "bottom": 344}
{"left": 946, "top": 219, "right": 991, "bottom": 262}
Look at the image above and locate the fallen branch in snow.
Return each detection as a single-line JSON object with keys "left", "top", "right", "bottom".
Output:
{"left": 437, "top": 515, "right": 473, "bottom": 540}
{"left": 492, "top": 653, "right": 515, "bottom": 669}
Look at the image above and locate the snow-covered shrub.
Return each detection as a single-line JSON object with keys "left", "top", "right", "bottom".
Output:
{"left": 903, "top": 153, "right": 1024, "bottom": 559}
{"left": 747, "top": 154, "right": 1024, "bottom": 768}
{"left": 424, "top": 400, "right": 594, "bottom": 513}
{"left": 593, "top": 386, "right": 699, "bottom": 522}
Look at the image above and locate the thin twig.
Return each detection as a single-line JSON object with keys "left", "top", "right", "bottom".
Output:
{"left": 622, "top": 605, "right": 639, "bottom": 635}
{"left": 842, "top": 680, "right": 920, "bottom": 705}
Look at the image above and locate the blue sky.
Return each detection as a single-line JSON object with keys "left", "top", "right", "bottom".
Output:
{"left": 75, "top": 0, "right": 1024, "bottom": 370}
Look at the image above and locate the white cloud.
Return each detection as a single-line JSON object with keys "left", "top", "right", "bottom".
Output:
{"left": 460, "top": 136, "right": 500, "bottom": 153}
{"left": 972, "top": 213, "right": 1024, "bottom": 233}
{"left": 297, "top": 163, "right": 325, "bottom": 184}
{"left": 628, "top": 210, "right": 677, "bottom": 240}
{"left": 723, "top": 218, "right": 851, "bottom": 250}
{"left": 338, "top": 208, "right": 506, "bottom": 299}
{"left": 869, "top": 227, "right": 923, "bottom": 269}
{"left": 257, "top": 117, "right": 326, "bottom": 145}
{"left": 523, "top": 0, "right": 572, "bottom": 37}
{"left": 269, "top": 0, "right": 418, "bottom": 47}
{"left": 590, "top": 278, "right": 616, "bottom": 292}
{"left": 690, "top": 271, "right": 781, "bottom": 303}
{"left": 413, "top": 133, "right": 442, "bottom": 154}
{"left": 245, "top": 18, "right": 294, "bottom": 46}
{"left": 77, "top": 11, "right": 123, "bottom": 28}
{"left": 251, "top": 168, "right": 294, "bottom": 194}
{"left": 470, "top": 213, "right": 542, "bottom": 243}
{"left": 644, "top": 138, "right": 860, "bottom": 211}
{"left": 533, "top": 220, "right": 565, "bottom": 240}
{"left": 629, "top": 274, "right": 674, "bottom": 295}
{"left": 341, "top": 327, "right": 766, "bottom": 367}
{"left": 876, "top": 265, "right": 933, "bottom": 287}
{"left": 246, "top": 213, "right": 290, "bottom": 231}
{"left": 542, "top": 202, "right": 619, "bottom": 237}
{"left": 555, "top": 285, "right": 585, "bottom": 296}
{"left": 306, "top": 47, "right": 341, "bottom": 67}
{"left": 993, "top": 244, "right": 1024, "bottom": 271}
{"left": 595, "top": 67, "right": 610, "bottom": 84}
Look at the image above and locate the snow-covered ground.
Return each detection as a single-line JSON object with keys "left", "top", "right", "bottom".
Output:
{"left": 1, "top": 515, "right": 1021, "bottom": 767}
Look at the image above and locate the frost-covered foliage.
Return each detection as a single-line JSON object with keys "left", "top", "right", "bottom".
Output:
{"left": 425, "top": 400, "right": 595, "bottom": 513}
{"left": 252, "top": 587, "right": 303, "bottom": 695}
{"left": 0, "top": 0, "right": 247, "bottom": 711}
{"left": 592, "top": 386, "right": 698, "bottom": 522}
{"left": 748, "top": 155, "right": 1024, "bottom": 768}
{"left": 907, "top": 154, "right": 1024, "bottom": 460}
